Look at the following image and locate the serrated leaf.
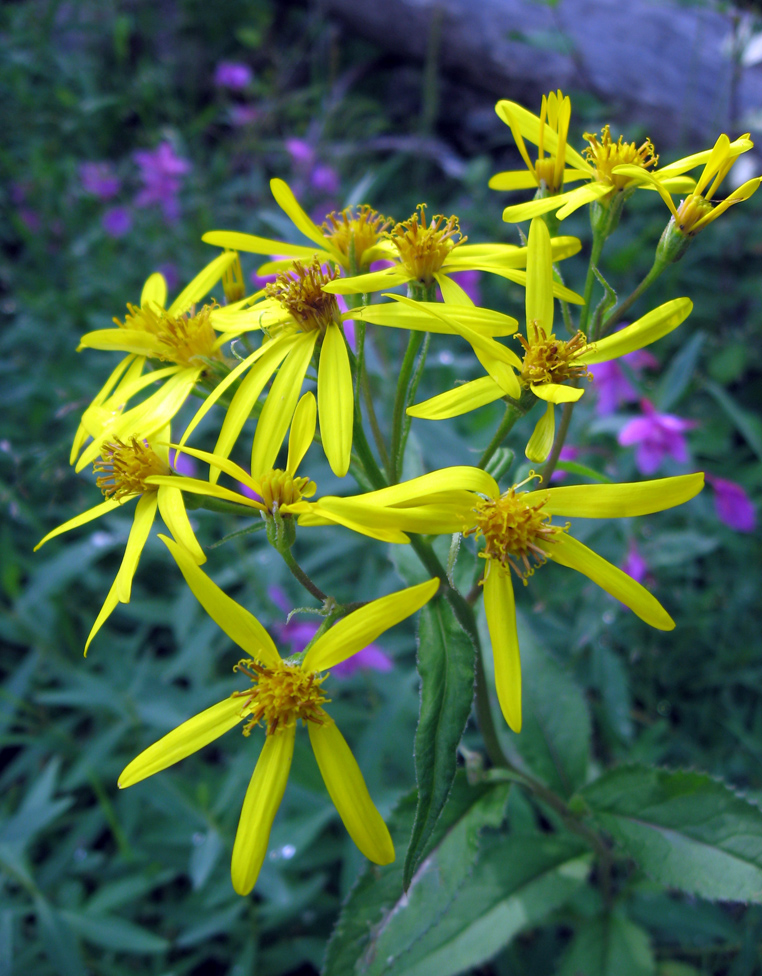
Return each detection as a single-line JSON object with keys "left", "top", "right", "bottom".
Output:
{"left": 404, "top": 598, "right": 475, "bottom": 888}
{"left": 558, "top": 912, "right": 655, "bottom": 976}
{"left": 654, "top": 331, "right": 704, "bottom": 412}
{"left": 324, "top": 775, "right": 504, "bottom": 976}
{"left": 580, "top": 764, "right": 762, "bottom": 901}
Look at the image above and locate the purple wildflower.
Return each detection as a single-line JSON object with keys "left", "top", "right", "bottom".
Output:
{"left": 169, "top": 449, "right": 198, "bottom": 478}
{"left": 310, "top": 164, "right": 340, "bottom": 195}
{"left": 229, "top": 104, "right": 261, "bottom": 127}
{"left": 285, "top": 138, "right": 315, "bottom": 169}
{"left": 593, "top": 348, "right": 658, "bottom": 415}
{"left": 101, "top": 207, "right": 132, "bottom": 238}
{"left": 214, "top": 61, "right": 253, "bottom": 91}
{"left": 550, "top": 445, "right": 579, "bottom": 483}
{"left": 133, "top": 142, "right": 190, "bottom": 222}
{"left": 618, "top": 400, "right": 696, "bottom": 475}
{"left": 80, "top": 162, "right": 121, "bottom": 200}
{"left": 622, "top": 541, "right": 648, "bottom": 585}
{"left": 706, "top": 474, "right": 756, "bottom": 532}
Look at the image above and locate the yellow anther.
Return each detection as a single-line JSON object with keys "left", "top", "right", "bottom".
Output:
{"left": 583, "top": 125, "right": 658, "bottom": 190}
{"left": 232, "top": 659, "right": 329, "bottom": 735}
{"left": 322, "top": 205, "right": 392, "bottom": 263}
{"left": 93, "top": 438, "right": 169, "bottom": 500}
{"left": 258, "top": 469, "right": 316, "bottom": 513}
{"left": 117, "top": 302, "right": 219, "bottom": 368}
{"left": 386, "top": 204, "right": 466, "bottom": 283}
{"left": 266, "top": 257, "right": 342, "bottom": 333}
{"left": 518, "top": 323, "right": 591, "bottom": 388}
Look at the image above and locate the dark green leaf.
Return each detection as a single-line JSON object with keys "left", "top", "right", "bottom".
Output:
{"left": 558, "top": 912, "right": 655, "bottom": 976}
{"left": 554, "top": 461, "right": 614, "bottom": 484}
{"left": 404, "top": 598, "right": 475, "bottom": 889}
{"left": 654, "top": 331, "right": 704, "bottom": 412}
{"left": 34, "top": 897, "right": 86, "bottom": 976}
{"left": 705, "top": 380, "right": 762, "bottom": 461}
{"left": 61, "top": 910, "right": 170, "bottom": 953}
{"left": 580, "top": 764, "right": 762, "bottom": 901}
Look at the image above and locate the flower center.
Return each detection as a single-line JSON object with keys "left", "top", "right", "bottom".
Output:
{"left": 674, "top": 195, "right": 714, "bottom": 236}
{"left": 583, "top": 125, "right": 658, "bottom": 190}
{"left": 265, "top": 258, "right": 342, "bottom": 333}
{"left": 232, "top": 659, "right": 329, "bottom": 735}
{"left": 322, "top": 205, "right": 392, "bottom": 264}
{"left": 387, "top": 204, "right": 466, "bottom": 283}
{"left": 258, "top": 469, "right": 316, "bottom": 513}
{"left": 93, "top": 438, "right": 169, "bottom": 499}
{"left": 119, "top": 303, "right": 219, "bottom": 368}
{"left": 518, "top": 323, "right": 591, "bottom": 388}
{"left": 466, "top": 480, "right": 565, "bottom": 582}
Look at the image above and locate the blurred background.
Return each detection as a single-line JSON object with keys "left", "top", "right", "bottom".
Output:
{"left": 2, "top": 1, "right": 762, "bottom": 973}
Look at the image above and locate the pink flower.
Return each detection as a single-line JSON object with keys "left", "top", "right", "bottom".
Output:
{"left": 214, "top": 61, "right": 253, "bottom": 91}
{"left": 101, "top": 207, "right": 132, "bottom": 238}
{"left": 310, "top": 164, "right": 339, "bottom": 195}
{"left": 618, "top": 400, "right": 696, "bottom": 475}
{"left": 622, "top": 541, "right": 648, "bottom": 584}
{"left": 285, "top": 138, "right": 315, "bottom": 169}
{"left": 593, "top": 348, "right": 658, "bottom": 415}
{"left": 80, "top": 162, "right": 121, "bottom": 200}
{"left": 706, "top": 474, "right": 756, "bottom": 532}
{"left": 133, "top": 142, "right": 190, "bottom": 222}
{"left": 550, "top": 445, "right": 579, "bottom": 483}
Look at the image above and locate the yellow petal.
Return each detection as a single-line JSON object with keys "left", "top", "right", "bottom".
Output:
{"left": 695, "top": 177, "right": 762, "bottom": 230}
{"left": 435, "top": 271, "right": 474, "bottom": 306}
{"left": 251, "top": 332, "right": 318, "bottom": 478}
{"left": 301, "top": 496, "right": 473, "bottom": 537}
{"left": 202, "top": 229, "right": 325, "bottom": 261}
{"left": 115, "top": 492, "right": 158, "bottom": 603}
{"left": 140, "top": 272, "right": 168, "bottom": 309}
{"left": 35, "top": 497, "right": 124, "bottom": 550}
{"left": 338, "top": 466, "right": 499, "bottom": 507}
{"left": 287, "top": 392, "right": 317, "bottom": 476}
{"left": 473, "top": 347, "right": 521, "bottom": 399}
{"left": 483, "top": 567, "right": 522, "bottom": 732}
{"left": 407, "top": 376, "right": 505, "bottom": 420}
{"left": 207, "top": 336, "right": 297, "bottom": 484}
{"left": 303, "top": 578, "right": 439, "bottom": 672}
{"left": 581, "top": 298, "right": 693, "bottom": 365}
{"left": 295, "top": 503, "right": 411, "bottom": 543}
{"left": 270, "top": 178, "right": 341, "bottom": 258}
{"left": 161, "top": 534, "right": 281, "bottom": 666}
{"left": 502, "top": 193, "right": 577, "bottom": 223}
{"left": 322, "top": 268, "right": 411, "bottom": 295}
{"left": 231, "top": 727, "right": 295, "bottom": 895}
{"left": 526, "top": 218, "right": 554, "bottom": 331}
{"left": 148, "top": 474, "right": 263, "bottom": 512}
{"left": 119, "top": 697, "right": 247, "bottom": 788}
{"left": 609, "top": 164, "right": 677, "bottom": 217}
{"left": 168, "top": 448, "right": 260, "bottom": 495}
{"left": 354, "top": 297, "right": 518, "bottom": 336}
{"left": 78, "top": 329, "right": 160, "bottom": 356}
{"left": 157, "top": 485, "right": 206, "bottom": 564}
{"left": 489, "top": 169, "right": 543, "bottom": 190}
{"left": 483, "top": 268, "right": 585, "bottom": 305}
{"left": 546, "top": 533, "right": 674, "bottom": 630}
{"left": 168, "top": 252, "right": 238, "bottom": 317}
{"left": 494, "top": 100, "right": 590, "bottom": 173}
{"left": 318, "top": 323, "right": 353, "bottom": 477}
{"left": 525, "top": 402, "right": 555, "bottom": 463}
{"left": 308, "top": 719, "right": 394, "bottom": 864}
{"left": 530, "top": 382, "right": 585, "bottom": 403}
{"left": 544, "top": 472, "right": 704, "bottom": 518}
{"left": 555, "top": 182, "right": 614, "bottom": 220}
{"left": 84, "top": 579, "right": 120, "bottom": 656}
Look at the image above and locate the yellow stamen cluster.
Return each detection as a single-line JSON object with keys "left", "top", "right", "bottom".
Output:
{"left": 119, "top": 303, "right": 219, "bottom": 368}
{"left": 518, "top": 323, "right": 591, "bottom": 388}
{"left": 266, "top": 258, "right": 342, "bottom": 333}
{"left": 257, "top": 469, "right": 316, "bottom": 513}
{"left": 322, "top": 205, "right": 392, "bottom": 263}
{"left": 674, "top": 195, "right": 715, "bottom": 237}
{"left": 387, "top": 204, "right": 465, "bottom": 283}
{"left": 583, "top": 125, "right": 658, "bottom": 190}
{"left": 93, "top": 438, "right": 169, "bottom": 500}
{"left": 467, "top": 482, "right": 564, "bottom": 582}
{"left": 232, "top": 659, "right": 329, "bottom": 735}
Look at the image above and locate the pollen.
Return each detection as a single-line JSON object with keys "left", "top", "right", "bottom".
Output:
{"left": 93, "top": 438, "right": 169, "bottom": 500}
{"left": 322, "top": 205, "right": 392, "bottom": 263}
{"left": 387, "top": 204, "right": 466, "bottom": 283}
{"left": 118, "top": 302, "right": 219, "bottom": 368}
{"left": 258, "top": 469, "right": 316, "bottom": 513}
{"left": 466, "top": 479, "right": 565, "bottom": 583}
{"left": 518, "top": 322, "right": 591, "bottom": 388}
{"left": 266, "top": 257, "right": 342, "bottom": 333}
{"left": 583, "top": 125, "right": 658, "bottom": 190}
{"left": 232, "top": 659, "right": 329, "bottom": 735}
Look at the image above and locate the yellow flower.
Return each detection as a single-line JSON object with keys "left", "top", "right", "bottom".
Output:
{"left": 612, "top": 132, "right": 761, "bottom": 237}
{"left": 407, "top": 218, "right": 692, "bottom": 461}
{"left": 491, "top": 93, "right": 749, "bottom": 223}
{"left": 118, "top": 534, "right": 438, "bottom": 895}
{"left": 302, "top": 468, "right": 704, "bottom": 732}
{"left": 73, "top": 252, "right": 238, "bottom": 472}
{"left": 34, "top": 427, "right": 205, "bottom": 653}
{"left": 322, "top": 203, "right": 583, "bottom": 303}
{"left": 203, "top": 178, "right": 392, "bottom": 276}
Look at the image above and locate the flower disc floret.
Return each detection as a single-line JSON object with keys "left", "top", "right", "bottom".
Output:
{"left": 583, "top": 125, "right": 658, "bottom": 190}
{"left": 232, "top": 659, "right": 329, "bottom": 736}
{"left": 265, "top": 257, "right": 342, "bottom": 333}
{"left": 93, "top": 437, "right": 169, "bottom": 500}
{"left": 118, "top": 302, "right": 219, "bottom": 368}
{"left": 258, "top": 468, "right": 316, "bottom": 512}
{"left": 518, "top": 323, "right": 591, "bottom": 388}
{"left": 387, "top": 204, "right": 466, "bottom": 283}
{"left": 321, "top": 205, "right": 392, "bottom": 262}
{"left": 467, "top": 480, "right": 565, "bottom": 582}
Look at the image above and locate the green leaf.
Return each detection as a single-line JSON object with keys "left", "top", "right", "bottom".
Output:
{"left": 324, "top": 775, "right": 506, "bottom": 976}
{"left": 510, "top": 612, "right": 592, "bottom": 797}
{"left": 580, "top": 764, "right": 762, "bottom": 901}
{"left": 554, "top": 460, "right": 613, "bottom": 483}
{"left": 404, "top": 598, "right": 475, "bottom": 889}
{"left": 61, "top": 910, "right": 170, "bottom": 953}
{"left": 34, "top": 897, "right": 86, "bottom": 976}
{"left": 654, "top": 331, "right": 704, "bottom": 411}
{"left": 705, "top": 380, "right": 762, "bottom": 461}
{"left": 592, "top": 266, "right": 618, "bottom": 334}
{"left": 640, "top": 530, "right": 718, "bottom": 568}
{"left": 558, "top": 912, "right": 655, "bottom": 976}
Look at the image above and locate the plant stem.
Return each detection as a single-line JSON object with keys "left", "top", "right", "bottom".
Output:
{"left": 579, "top": 232, "right": 605, "bottom": 336}
{"left": 600, "top": 258, "right": 666, "bottom": 337}
{"left": 277, "top": 543, "right": 328, "bottom": 603}
{"left": 398, "top": 332, "right": 430, "bottom": 467}
{"left": 540, "top": 399, "right": 575, "bottom": 484}
{"left": 478, "top": 396, "right": 531, "bottom": 469}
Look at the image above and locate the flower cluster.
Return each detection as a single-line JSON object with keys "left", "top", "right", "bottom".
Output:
{"left": 38, "top": 88, "right": 758, "bottom": 896}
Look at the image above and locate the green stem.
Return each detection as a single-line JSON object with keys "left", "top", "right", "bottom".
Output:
{"left": 398, "top": 332, "right": 430, "bottom": 467}
{"left": 478, "top": 396, "right": 531, "bottom": 470}
{"left": 540, "top": 399, "right": 575, "bottom": 485}
{"left": 600, "top": 258, "right": 666, "bottom": 337}
{"left": 579, "top": 232, "right": 605, "bottom": 336}
{"left": 276, "top": 542, "right": 328, "bottom": 604}
{"left": 390, "top": 330, "right": 424, "bottom": 483}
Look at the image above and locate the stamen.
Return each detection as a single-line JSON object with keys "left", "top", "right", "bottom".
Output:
{"left": 266, "top": 257, "right": 342, "bottom": 333}
{"left": 322, "top": 205, "right": 392, "bottom": 263}
{"left": 117, "top": 303, "right": 219, "bottom": 368}
{"left": 386, "top": 204, "right": 466, "bottom": 283}
{"left": 93, "top": 438, "right": 169, "bottom": 500}
{"left": 583, "top": 125, "right": 658, "bottom": 190}
{"left": 231, "top": 659, "right": 329, "bottom": 735}
{"left": 518, "top": 322, "right": 591, "bottom": 388}
{"left": 257, "top": 469, "right": 316, "bottom": 513}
